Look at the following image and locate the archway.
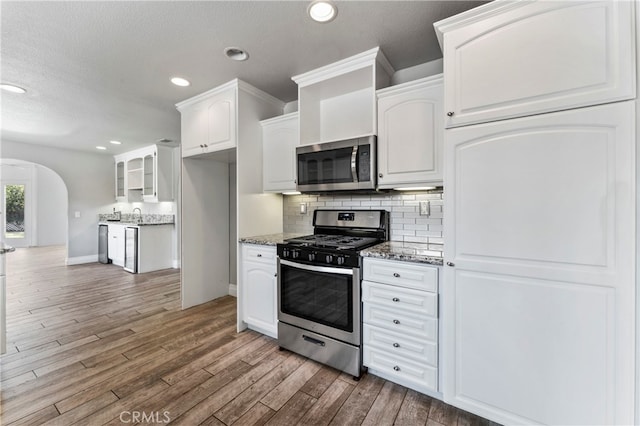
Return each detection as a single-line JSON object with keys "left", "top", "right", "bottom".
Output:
{"left": 1, "top": 159, "right": 68, "bottom": 251}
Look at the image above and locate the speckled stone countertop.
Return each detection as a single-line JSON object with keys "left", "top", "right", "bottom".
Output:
{"left": 239, "top": 233, "right": 305, "bottom": 246}
{"left": 360, "top": 241, "right": 444, "bottom": 266}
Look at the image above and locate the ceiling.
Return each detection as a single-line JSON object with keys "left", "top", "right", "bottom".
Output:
{"left": 1, "top": 1, "right": 487, "bottom": 155}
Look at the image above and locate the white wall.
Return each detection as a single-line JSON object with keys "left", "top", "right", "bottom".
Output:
{"left": 35, "top": 164, "right": 67, "bottom": 246}
{"left": 1, "top": 140, "right": 114, "bottom": 262}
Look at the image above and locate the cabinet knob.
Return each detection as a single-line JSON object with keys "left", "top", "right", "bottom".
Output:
{"left": 393, "top": 272, "right": 400, "bottom": 278}
{"left": 446, "top": 262, "right": 455, "bottom": 267}
{"left": 378, "top": 173, "right": 383, "bottom": 178}
{"left": 447, "top": 112, "right": 454, "bottom": 117}
{"left": 257, "top": 254, "right": 262, "bottom": 257}
{"left": 393, "top": 319, "right": 400, "bottom": 325}
{"left": 392, "top": 297, "right": 400, "bottom": 302}
{"left": 274, "top": 273, "right": 278, "bottom": 277}
{"left": 393, "top": 343, "right": 400, "bottom": 348}
{"left": 393, "top": 366, "right": 401, "bottom": 372}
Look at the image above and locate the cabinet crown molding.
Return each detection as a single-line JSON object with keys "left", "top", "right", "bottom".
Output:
{"left": 260, "top": 111, "right": 299, "bottom": 127}
{"left": 175, "top": 78, "right": 284, "bottom": 111}
{"left": 292, "top": 46, "right": 394, "bottom": 87}
{"left": 434, "top": 0, "right": 537, "bottom": 49}
{"left": 376, "top": 74, "right": 443, "bottom": 98}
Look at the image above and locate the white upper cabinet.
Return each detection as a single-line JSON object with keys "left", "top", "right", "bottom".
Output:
{"left": 177, "top": 83, "right": 237, "bottom": 158}
{"left": 114, "top": 144, "right": 175, "bottom": 203}
{"left": 292, "top": 47, "right": 394, "bottom": 145}
{"left": 434, "top": 0, "right": 636, "bottom": 127}
{"left": 261, "top": 112, "right": 299, "bottom": 193}
{"left": 376, "top": 75, "right": 443, "bottom": 189}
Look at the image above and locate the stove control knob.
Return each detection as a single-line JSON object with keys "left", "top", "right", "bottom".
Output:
{"left": 325, "top": 255, "right": 333, "bottom": 264}
{"left": 337, "top": 256, "right": 345, "bottom": 266}
{"left": 283, "top": 249, "right": 289, "bottom": 258}
{"left": 292, "top": 250, "right": 299, "bottom": 259}
{"left": 308, "top": 253, "right": 315, "bottom": 262}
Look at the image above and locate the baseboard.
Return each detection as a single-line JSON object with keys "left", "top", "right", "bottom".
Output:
{"left": 66, "top": 255, "right": 99, "bottom": 265}
{"left": 228, "top": 284, "right": 237, "bottom": 297}
{"left": 172, "top": 259, "right": 181, "bottom": 269}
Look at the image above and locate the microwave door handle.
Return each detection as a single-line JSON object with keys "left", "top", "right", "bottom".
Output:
{"left": 351, "top": 145, "right": 359, "bottom": 182}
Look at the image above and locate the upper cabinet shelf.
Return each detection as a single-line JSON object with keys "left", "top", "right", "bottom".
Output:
{"left": 433, "top": 0, "right": 636, "bottom": 128}
{"left": 292, "top": 47, "right": 394, "bottom": 145}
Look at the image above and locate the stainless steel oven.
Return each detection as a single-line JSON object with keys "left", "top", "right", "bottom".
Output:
{"left": 276, "top": 209, "right": 389, "bottom": 378}
{"left": 278, "top": 259, "right": 361, "bottom": 345}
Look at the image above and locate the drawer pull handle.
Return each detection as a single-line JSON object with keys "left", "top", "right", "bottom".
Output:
{"left": 392, "top": 297, "right": 400, "bottom": 302}
{"left": 393, "top": 366, "right": 401, "bottom": 372}
{"left": 393, "top": 319, "right": 400, "bottom": 325}
{"left": 302, "top": 335, "right": 325, "bottom": 347}
{"left": 393, "top": 273, "right": 400, "bottom": 278}
{"left": 393, "top": 343, "right": 400, "bottom": 348}
{"left": 257, "top": 254, "right": 262, "bottom": 257}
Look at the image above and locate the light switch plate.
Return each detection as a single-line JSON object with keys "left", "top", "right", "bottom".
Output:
{"left": 300, "top": 203, "right": 308, "bottom": 215}
{"left": 419, "top": 201, "right": 430, "bottom": 216}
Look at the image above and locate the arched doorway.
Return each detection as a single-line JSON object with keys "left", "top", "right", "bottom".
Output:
{"left": 1, "top": 159, "right": 68, "bottom": 249}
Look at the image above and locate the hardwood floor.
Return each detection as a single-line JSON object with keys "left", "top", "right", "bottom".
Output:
{"left": 1, "top": 246, "right": 493, "bottom": 425}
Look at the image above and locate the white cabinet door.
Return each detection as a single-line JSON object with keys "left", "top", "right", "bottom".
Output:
{"left": 241, "top": 245, "right": 277, "bottom": 338}
{"left": 107, "top": 224, "right": 125, "bottom": 267}
{"left": 377, "top": 75, "right": 443, "bottom": 188}
{"left": 179, "top": 87, "right": 237, "bottom": 158}
{"left": 115, "top": 158, "right": 126, "bottom": 202}
{"left": 443, "top": 101, "right": 636, "bottom": 425}
{"left": 261, "top": 113, "right": 299, "bottom": 192}
{"left": 180, "top": 99, "right": 208, "bottom": 157}
{"left": 436, "top": 0, "right": 635, "bottom": 128}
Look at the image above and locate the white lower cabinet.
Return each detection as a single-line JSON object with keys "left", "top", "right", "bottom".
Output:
{"left": 443, "top": 101, "right": 636, "bottom": 425}
{"left": 362, "top": 257, "right": 439, "bottom": 396}
{"left": 107, "top": 223, "right": 125, "bottom": 267}
{"left": 241, "top": 244, "right": 278, "bottom": 338}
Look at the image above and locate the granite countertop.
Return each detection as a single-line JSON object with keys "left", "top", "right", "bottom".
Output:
{"left": 1, "top": 243, "right": 16, "bottom": 255}
{"left": 239, "top": 233, "right": 305, "bottom": 246}
{"left": 99, "top": 221, "right": 174, "bottom": 227}
{"left": 360, "top": 241, "right": 444, "bottom": 266}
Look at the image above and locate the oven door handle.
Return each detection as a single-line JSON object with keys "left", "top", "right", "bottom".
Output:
{"left": 279, "top": 259, "right": 354, "bottom": 276}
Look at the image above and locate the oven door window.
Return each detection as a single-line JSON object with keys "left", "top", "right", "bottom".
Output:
{"left": 280, "top": 264, "right": 353, "bottom": 332}
{"left": 297, "top": 147, "right": 355, "bottom": 185}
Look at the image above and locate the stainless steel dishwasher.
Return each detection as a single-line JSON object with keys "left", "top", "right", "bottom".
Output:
{"left": 124, "top": 227, "right": 138, "bottom": 273}
{"left": 98, "top": 224, "right": 110, "bottom": 264}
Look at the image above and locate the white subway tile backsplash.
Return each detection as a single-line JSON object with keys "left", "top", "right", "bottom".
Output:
{"left": 283, "top": 189, "right": 444, "bottom": 244}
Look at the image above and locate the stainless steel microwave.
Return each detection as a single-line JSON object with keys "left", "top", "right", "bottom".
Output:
{"left": 296, "top": 136, "right": 376, "bottom": 192}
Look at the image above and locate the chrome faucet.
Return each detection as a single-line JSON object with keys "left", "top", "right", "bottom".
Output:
{"left": 132, "top": 207, "right": 142, "bottom": 224}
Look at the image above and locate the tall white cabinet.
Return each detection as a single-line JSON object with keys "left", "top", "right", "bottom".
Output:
{"left": 435, "top": 1, "right": 637, "bottom": 425}
{"left": 176, "top": 79, "right": 284, "bottom": 310}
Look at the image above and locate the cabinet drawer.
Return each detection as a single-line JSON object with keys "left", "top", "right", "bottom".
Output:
{"left": 242, "top": 244, "right": 276, "bottom": 266}
{"left": 362, "top": 280, "right": 437, "bottom": 317}
{"left": 363, "top": 324, "right": 437, "bottom": 367}
{"left": 363, "top": 303, "right": 437, "bottom": 341}
{"left": 363, "top": 258, "right": 437, "bottom": 292}
{"left": 363, "top": 346, "right": 437, "bottom": 393}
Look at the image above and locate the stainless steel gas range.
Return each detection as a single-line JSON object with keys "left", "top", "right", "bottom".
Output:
{"left": 276, "top": 209, "right": 389, "bottom": 378}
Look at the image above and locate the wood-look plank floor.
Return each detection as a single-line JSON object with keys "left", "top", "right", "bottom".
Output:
{"left": 1, "top": 246, "right": 494, "bottom": 426}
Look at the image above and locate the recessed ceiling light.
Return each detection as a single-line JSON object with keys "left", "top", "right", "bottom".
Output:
{"left": 308, "top": 1, "right": 337, "bottom": 23}
{"left": 171, "top": 77, "right": 190, "bottom": 87}
{"left": 109, "top": 140, "right": 122, "bottom": 145}
{"left": 96, "top": 146, "right": 107, "bottom": 150}
{"left": 224, "top": 47, "right": 249, "bottom": 61}
{"left": 0, "top": 83, "right": 27, "bottom": 94}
